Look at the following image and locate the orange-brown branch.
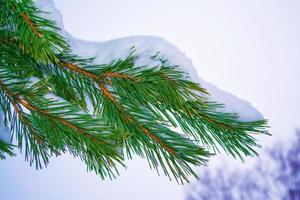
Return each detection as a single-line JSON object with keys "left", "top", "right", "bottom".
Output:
{"left": 19, "top": 100, "right": 105, "bottom": 144}
{"left": 138, "top": 125, "right": 176, "bottom": 155}
{"left": 104, "top": 72, "right": 130, "bottom": 80}
{"left": 60, "top": 62, "right": 137, "bottom": 82}
{"left": 20, "top": 13, "right": 43, "bottom": 38}
{"left": 200, "top": 114, "right": 233, "bottom": 131}
{"left": 118, "top": 110, "right": 176, "bottom": 155}
{"left": 59, "top": 62, "right": 117, "bottom": 102}
{"left": 99, "top": 83, "right": 116, "bottom": 103}
{"left": 59, "top": 62, "right": 98, "bottom": 80}
{"left": 105, "top": 72, "right": 140, "bottom": 84}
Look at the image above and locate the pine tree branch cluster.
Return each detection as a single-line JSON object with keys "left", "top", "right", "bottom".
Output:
{"left": 0, "top": 0, "right": 268, "bottom": 183}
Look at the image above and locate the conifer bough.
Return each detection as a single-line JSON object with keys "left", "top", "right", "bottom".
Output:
{"left": 0, "top": 0, "right": 268, "bottom": 183}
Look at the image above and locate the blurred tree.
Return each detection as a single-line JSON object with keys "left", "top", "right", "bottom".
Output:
{"left": 187, "top": 130, "right": 300, "bottom": 199}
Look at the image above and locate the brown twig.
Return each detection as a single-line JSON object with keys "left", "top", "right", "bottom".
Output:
{"left": 20, "top": 13, "right": 43, "bottom": 38}
{"left": 104, "top": 72, "right": 130, "bottom": 79}
{"left": 59, "top": 62, "right": 98, "bottom": 80}
{"left": 199, "top": 113, "right": 233, "bottom": 131}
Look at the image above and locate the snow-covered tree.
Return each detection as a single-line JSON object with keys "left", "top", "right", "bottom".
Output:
{"left": 186, "top": 130, "right": 300, "bottom": 199}
{"left": 0, "top": 0, "right": 268, "bottom": 183}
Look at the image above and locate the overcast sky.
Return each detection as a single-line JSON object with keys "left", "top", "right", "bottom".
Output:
{"left": 0, "top": 0, "right": 299, "bottom": 200}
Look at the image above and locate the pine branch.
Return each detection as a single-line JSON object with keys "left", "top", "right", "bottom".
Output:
{"left": 0, "top": 72, "right": 123, "bottom": 176}
{"left": 57, "top": 58, "right": 210, "bottom": 182}
{"left": 0, "top": 0, "right": 269, "bottom": 182}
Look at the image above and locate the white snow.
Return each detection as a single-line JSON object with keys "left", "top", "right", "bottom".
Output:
{"left": 0, "top": 0, "right": 264, "bottom": 143}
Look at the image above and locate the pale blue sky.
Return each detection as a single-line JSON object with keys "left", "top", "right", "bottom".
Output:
{"left": 0, "top": 0, "right": 299, "bottom": 199}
